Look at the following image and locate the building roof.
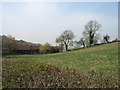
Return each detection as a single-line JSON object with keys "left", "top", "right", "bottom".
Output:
{"left": 17, "top": 45, "right": 39, "bottom": 50}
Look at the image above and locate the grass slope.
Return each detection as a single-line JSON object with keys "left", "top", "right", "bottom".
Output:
{"left": 2, "top": 42, "right": 119, "bottom": 88}
{"left": 5, "top": 42, "right": 118, "bottom": 73}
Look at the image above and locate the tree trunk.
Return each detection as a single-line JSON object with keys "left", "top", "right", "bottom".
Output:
{"left": 106, "top": 38, "right": 109, "bottom": 43}
{"left": 65, "top": 44, "right": 68, "bottom": 51}
{"left": 89, "top": 38, "right": 93, "bottom": 46}
{"left": 83, "top": 43, "right": 85, "bottom": 48}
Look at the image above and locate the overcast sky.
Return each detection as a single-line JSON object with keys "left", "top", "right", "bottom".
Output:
{"left": 1, "top": 2, "right": 118, "bottom": 45}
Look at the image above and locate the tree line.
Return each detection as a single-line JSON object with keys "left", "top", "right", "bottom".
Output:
{"left": 1, "top": 20, "right": 118, "bottom": 55}
{"left": 56, "top": 20, "right": 114, "bottom": 51}
{"left": 1, "top": 35, "right": 61, "bottom": 55}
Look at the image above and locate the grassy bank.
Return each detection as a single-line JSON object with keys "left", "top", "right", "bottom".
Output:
{"left": 4, "top": 42, "right": 118, "bottom": 73}
{"left": 2, "top": 42, "right": 119, "bottom": 88}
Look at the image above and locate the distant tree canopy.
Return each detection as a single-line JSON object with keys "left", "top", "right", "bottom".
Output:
{"left": 2, "top": 35, "right": 17, "bottom": 54}
{"left": 40, "top": 43, "right": 60, "bottom": 54}
{"left": 83, "top": 20, "right": 101, "bottom": 46}
{"left": 56, "top": 30, "right": 75, "bottom": 51}
{"left": 2, "top": 35, "right": 41, "bottom": 55}
{"left": 1, "top": 35, "right": 61, "bottom": 55}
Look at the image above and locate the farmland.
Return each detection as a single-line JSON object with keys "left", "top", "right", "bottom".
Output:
{"left": 2, "top": 42, "right": 119, "bottom": 88}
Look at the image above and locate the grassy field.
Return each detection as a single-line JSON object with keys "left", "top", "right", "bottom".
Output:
{"left": 4, "top": 42, "right": 118, "bottom": 72}
{"left": 2, "top": 42, "right": 119, "bottom": 88}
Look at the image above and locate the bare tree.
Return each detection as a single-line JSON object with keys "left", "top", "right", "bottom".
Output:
{"left": 103, "top": 34, "right": 110, "bottom": 43}
{"left": 75, "top": 38, "right": 85, "bottom": 48}
{"left": 83, "top": 20, "right": 101, "bottom": 46}
{"left": 56, "top": 30, "right": 75, "bottom": 51}
{"left": 79, "top": 38, "right": 85, "bottom": 48}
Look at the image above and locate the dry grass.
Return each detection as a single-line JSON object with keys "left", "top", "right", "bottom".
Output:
{"left": 2, "top": 59, "right": 119, "bottom": 88}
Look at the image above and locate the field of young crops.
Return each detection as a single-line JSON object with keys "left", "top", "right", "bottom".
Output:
{"left": 2, "top": 42, "right": 119, "bottom": 88}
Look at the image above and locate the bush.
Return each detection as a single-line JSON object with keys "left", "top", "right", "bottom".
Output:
{"left": 40, "top": 43, "right": 60, "bottom": 54}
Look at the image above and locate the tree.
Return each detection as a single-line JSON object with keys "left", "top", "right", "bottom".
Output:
{"left": 40, "top": 43, "right": 60, "bottom": 54}
{"left": 2, "top": 35, "right": 17, "bottom": 54}
{"left": 74, "top": 38, "right": 85, "bottom": 48}
{"left": 40, "top": 43, "right": 52, "bottom": 54}
{"left": 83, "top": 20, "right": 101, "bottom": 46}
{"left": 103, "top": 34, "right": 110, "bottom": 43}
{"left": 56, "top": 30, "right": 75, "bottom": 51}
{"left": 79, "top": 38, "right": 85, "bottom": 48}
{"left": 58, "top": 43, "right": 64, "bottom": 52}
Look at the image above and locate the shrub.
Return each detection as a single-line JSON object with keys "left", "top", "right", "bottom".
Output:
{"left": 40, "top": 43, "right": 60, "bottom": 54}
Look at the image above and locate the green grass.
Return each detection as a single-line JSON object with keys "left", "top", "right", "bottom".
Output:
{"left": 4, "top": 42, "right": 118, "bottom": 73}
{"left": 2, "top": 42, "right": 119, "bottom": 88}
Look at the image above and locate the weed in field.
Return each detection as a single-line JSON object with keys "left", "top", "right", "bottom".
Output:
{"left": 2, "top": 59, "right": 119, "bottom": 88}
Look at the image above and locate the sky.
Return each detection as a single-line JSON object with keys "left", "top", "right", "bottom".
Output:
{"left": 1, "top": 2, "right": 118, "bottom": 45}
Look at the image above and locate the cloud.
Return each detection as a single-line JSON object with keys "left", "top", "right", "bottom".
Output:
{"left": 2, "top": 3, "right": 118, "bottom": 45}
